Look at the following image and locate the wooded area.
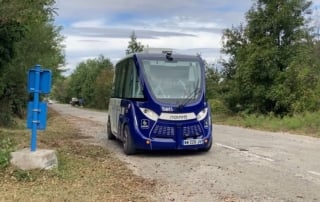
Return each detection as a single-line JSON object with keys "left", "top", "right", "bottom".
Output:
{"left": 1, "top": 0, "right": 320, "bottom": 126}
{"left": 52, "top": 55, "right": 114, "bottom": 109}
{"left": 208, "top": 0, "right": 320, "bottom": 116}
{"left": 0, "top": 0, "right": 64, "bottom": 126}
{"left": 54, "top": 31, "right": 144, "bottom": 110}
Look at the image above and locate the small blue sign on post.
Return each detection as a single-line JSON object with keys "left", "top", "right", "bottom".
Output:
{"left": 28, "top": 69, "right": 52, "bottom": 94}
{"left": 26, "top": 65, "right": 52, "bottom": 152}
{"left": 27, "top": 102, "right": 48, "bottom": 130}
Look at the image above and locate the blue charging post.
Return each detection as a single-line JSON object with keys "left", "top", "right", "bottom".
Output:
{"left": 27, "top": 65, "right": 52, "bottom": 152}
{"left": 9, "top": 65, "right": 56, "bottom": 170}
{"left": 31, "top": 65, "right": 41, "bottom": 151}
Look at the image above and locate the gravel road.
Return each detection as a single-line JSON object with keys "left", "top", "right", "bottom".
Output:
{"left": 50, "top": 103, "right": 320, "bottom": 202}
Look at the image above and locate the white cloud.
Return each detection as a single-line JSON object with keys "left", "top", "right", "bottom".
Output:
{"left": 140, "top": 32, "right": 221, "bottom": 50}
{"left": 54, "top": 0, "right": 253, "bottom": 75}
{"left": 60, "top": 34, "right": 222, "bottom": 76}
{"left": 64, "top": 35, "right": 128, "bottom": 52}
{"left": 314, "top": 0, "right": 320, "bottom": 6}
{"left": 71, "top": 19, "right": 106, "bottom": 28}
{"left": 58, "top": 15, "right": 225, "bottom": 75}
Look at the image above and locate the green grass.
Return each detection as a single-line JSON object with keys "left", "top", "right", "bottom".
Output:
{"left": 213, "top": 111, "right": 320, "bottom": 137}
{"left": 0, "top": 137, "right": 15, "bottom": 169}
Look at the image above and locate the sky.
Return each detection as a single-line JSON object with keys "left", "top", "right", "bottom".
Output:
{"left": 54, "top": 0, "right": 320, "bottom": 75}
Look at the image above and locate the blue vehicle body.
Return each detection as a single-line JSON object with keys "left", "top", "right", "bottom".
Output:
{"left": 107, "top": 51, "right": 212, "bottom": 154}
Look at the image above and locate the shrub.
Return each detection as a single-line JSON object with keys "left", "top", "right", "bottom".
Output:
{"left": 209, "top": 99, "right": 230, "bottom": 115}
{"left": 0, "top": 137, "right": 15, "bottom": 169}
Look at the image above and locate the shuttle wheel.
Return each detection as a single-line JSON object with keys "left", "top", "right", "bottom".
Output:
{"left": 123, "top": 125, "right": 136, "bottom": 155}
{"left": 107, "top": 119, "right": 115, "bottom": 140}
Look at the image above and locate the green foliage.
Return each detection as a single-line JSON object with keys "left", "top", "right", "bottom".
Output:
{"left": 209, "top": 99, "right": 230, "bottom": 115}
{"left": 94, "top": 69, "right": 114, "bottom": 109}
{"left": 126, "top": 31, "right": 144, "bottom": 55}
{"left": 205, "top": 63, "right": 222, "bottom": 99}
{"left": 0, "top": 100, "right": 14, "bottom": 126}
{"left": 67, "top": 55, "right": 114, "bottom": 109}
{"left": 51, "top": 77, "right": 70, "bottom": 103}
{"left": 217, "top": 111, "right": 320, "bottom": 137}
{"left": 0, "top": 137, "right": 15, "bottom": 169}
{"left": 11, "top": 170, "right": 34, "bottom": 182}
{"left": 0, "top": 0, "right": 65, "bottom": 126}
{"left": 220, "top": 0, "right": 318, "bottom": 115}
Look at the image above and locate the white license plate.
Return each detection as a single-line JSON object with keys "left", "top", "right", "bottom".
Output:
{"left": 183, "top": 139, "right": 203, "bottom": 145}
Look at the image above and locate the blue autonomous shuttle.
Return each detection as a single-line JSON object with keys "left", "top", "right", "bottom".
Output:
{"left": 107, "top": 50, "right": 212, "bottom": 154}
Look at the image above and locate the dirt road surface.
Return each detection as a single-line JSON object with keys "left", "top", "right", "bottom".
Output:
{"left": 50, "top": 103, "right": 320, "bottom": 202}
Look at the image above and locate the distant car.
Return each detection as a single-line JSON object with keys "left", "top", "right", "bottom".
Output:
{"left": 43, "top": 97, "right": 53, "bottom": 104}
{"left": 70, "top": 97, "right": 80, "bottom": 106}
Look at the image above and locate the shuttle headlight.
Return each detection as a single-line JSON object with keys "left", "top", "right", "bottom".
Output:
{"left": 196, "top": 108, "right": 208, "bottom": 121}
{"left": 139, "top": 108, "right": 159, "bottom": 121}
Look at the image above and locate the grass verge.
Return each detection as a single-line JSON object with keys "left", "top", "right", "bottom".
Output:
{"left": 0, "top": 110, "right": 155, "bottom": 201}
{"left": 213, "top": 111, "right": 320, "bottom": 138}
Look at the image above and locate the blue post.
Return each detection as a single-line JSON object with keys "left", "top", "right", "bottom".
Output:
{"left": 31, "top": 64, "right": 41, "bottom": 152}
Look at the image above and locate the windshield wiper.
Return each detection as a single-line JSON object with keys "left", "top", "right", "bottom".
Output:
{"left": 178, "top": 81, "right": 201, "bottom": 110}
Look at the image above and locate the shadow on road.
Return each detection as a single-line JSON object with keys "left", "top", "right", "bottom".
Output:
{"left": 108, "top": 139, "right": 210, "bottom": 158}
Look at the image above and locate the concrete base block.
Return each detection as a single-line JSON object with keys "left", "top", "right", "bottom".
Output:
{"left": 10, "top": 148, "right": 58, "bottom": 170}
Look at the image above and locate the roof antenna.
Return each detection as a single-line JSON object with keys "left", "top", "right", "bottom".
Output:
{"left": 166, "top": 51, "right": 173, "bottom": 61}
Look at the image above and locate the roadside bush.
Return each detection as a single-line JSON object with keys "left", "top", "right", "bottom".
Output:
{"left": 0, "top": 137, "right": 15, "bottom": 169}
{"left": 209, "top": 99, "right": 230, "bottom": 115}
{"left": 0, "top": 100, "right": 14, "bottom": 127}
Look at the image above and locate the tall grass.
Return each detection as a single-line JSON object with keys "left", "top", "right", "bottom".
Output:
{"left": 214, "top": 111, "right": 320, "bottom": 137}
{"left": 0, "top": 137, "right": 15, "bottom": 169}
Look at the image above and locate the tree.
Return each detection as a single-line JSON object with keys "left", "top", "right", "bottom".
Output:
{"left": 126, "top": 31, "right": 144, "bottom": 55}
{"left": 67, "top": 55, "right": 114, "bottom": 109}
{"left": 220, "top": 0, "right": 316, "bottom": 115}
{"left": 203, "top": 59, "right": 221, "bottom": 100}
{"left": 51, "top": 77, "right": 70, "bottom": 103}
{"left": 0, "top": 0, "right": 64, "bottom": 126}
{"left": 94, "top": 69, "right": 114, "bottom": 109}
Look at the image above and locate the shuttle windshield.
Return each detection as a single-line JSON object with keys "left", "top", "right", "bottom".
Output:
{"left": 141, "top": 59, "right": 202, "bottom": 104}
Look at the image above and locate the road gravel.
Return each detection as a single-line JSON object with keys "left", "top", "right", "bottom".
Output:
{"left": 50, "top": 103, "right": 320, "bottom": 202}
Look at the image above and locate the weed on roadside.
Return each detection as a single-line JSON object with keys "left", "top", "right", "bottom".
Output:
{"left": 0, "top": 137, "right": 15, "bottom": 169}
